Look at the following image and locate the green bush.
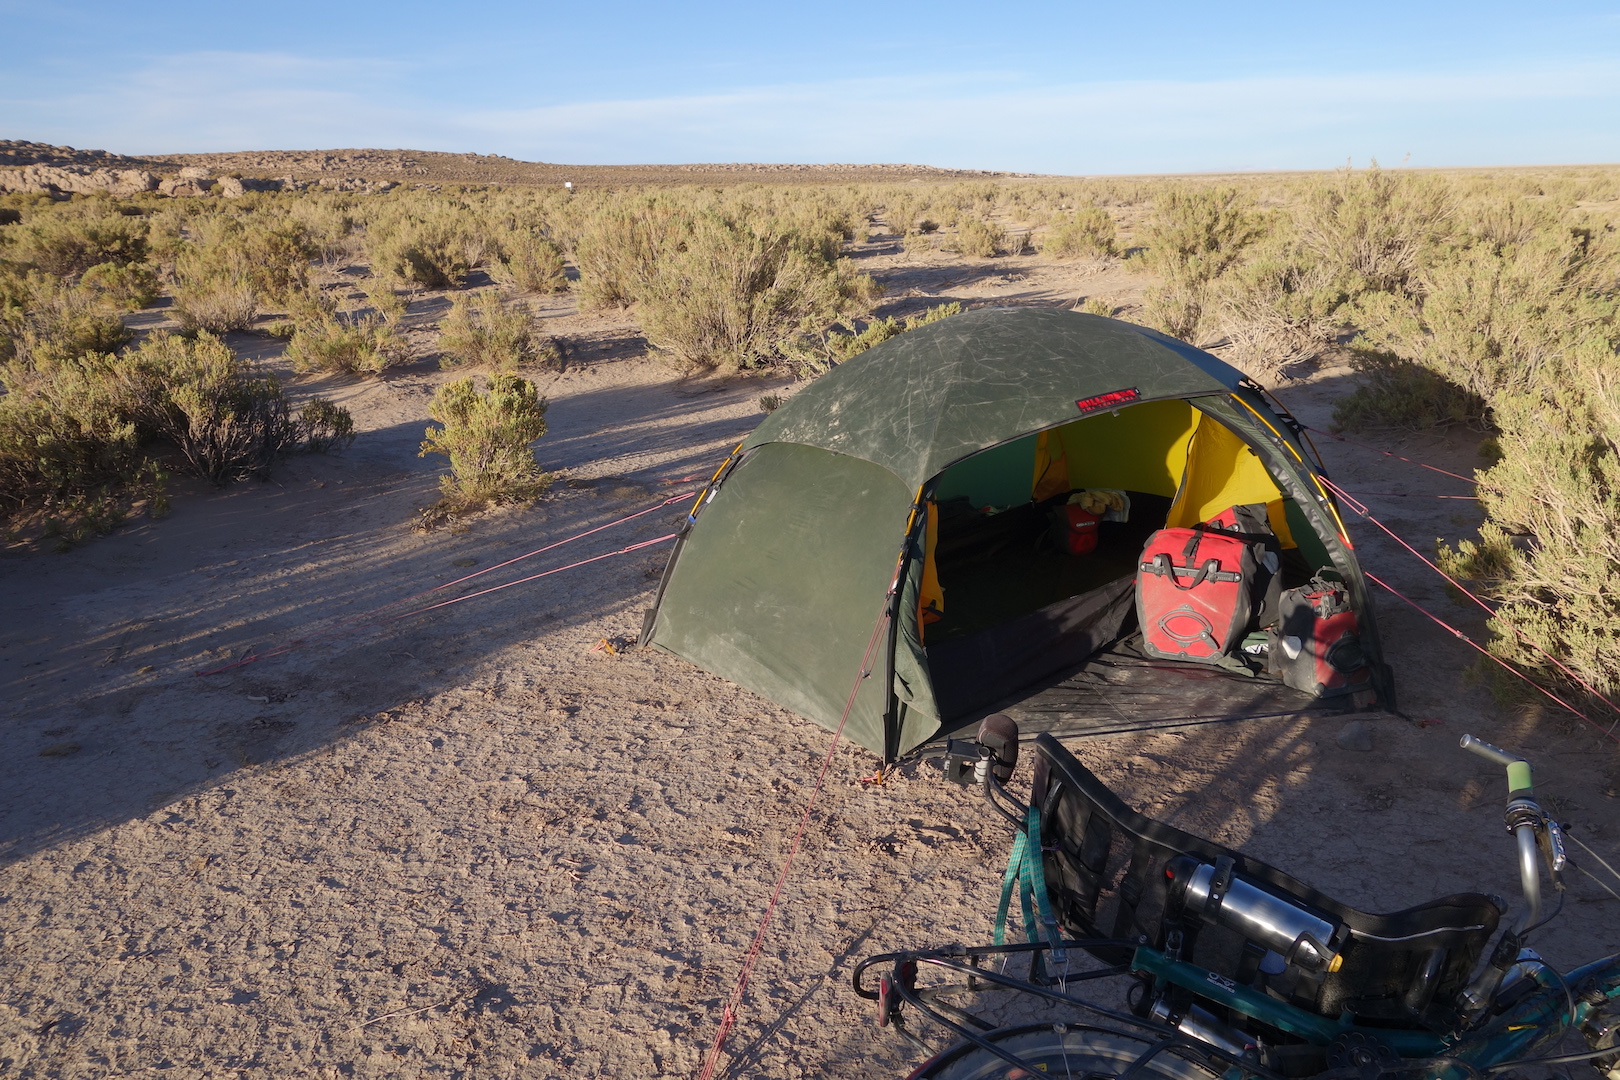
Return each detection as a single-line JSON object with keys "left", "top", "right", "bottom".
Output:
{"left": 173, "top": 274, "right": 259, "bottom": 333}
{"left": 884, "top": 194, "right": 919, "bottom": 237}
{"left": 437, "top": 290, "right": 555, "bottom": 370}
{"left": 1079, "top": 297, "right": 1115, "bottom": 317}
{"left": 298, "top": 397, "right": 356, "bottom": 453}
{"left": 119, "top": 332, "right": 307, "bottom": 483}
{"left": 492, "top": 228, "right": 567, "bottom": 293}
{"left": 0, "top": 351, "right": 145, "bottom": 516}
{"left": 418, "top": 373, "right": 550, "bottom": 523}
{"left": 0, "top": 331, "right": 351, "bottom": 539}
{"left": 1330, "top": 351, "right": 1486, "bottom": 431}
{"left": 1346, "top": 226, "right": 1614, "bottom": 427}
{"left": 1140, "top": 186, "right": 1264, "bottom": 342}
{"left": 635, "top": 212, "right": 876, "bottom": 371}
{"left": 3, "top": 275, "right": 132, "bottom": 366}
{"left": 1437, "top": 340, "right": 1620, "bottom": 722}
{"left": 285, "top": 312, "right": 409, "bottom": 376}
{"left": 9, "top": 213, "right": 150, "bottom": 278}
{"left": 952, "top": 217, "right": 1004, "bottom": 258}
{"left": 365, "top": 284, "right": 409, "bottom": 325}
{"left": 170, "top": 219, "right": 314, "bottom": 330}
{"left": 1042, "top": 207, "right": 1117, "bottom": 259}
{"left": 1210, "top": 245, "right": 1350, "bottom": 379}
{"left": 80, "top": 261, "right": 160, "bottom": 310}
{"left": 367, "top": 217, "right": 475, "bottom": 290}
{"left": 1293, "top": 165, "right": 1453, "bottom": 296}
{"left": 573, "top": 199, "right": 678, "bottom": 310}
{"left": 784, "top": 302, "right": 960, "bottom": 376}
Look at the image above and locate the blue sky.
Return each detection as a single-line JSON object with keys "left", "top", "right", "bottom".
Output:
{"left": 3, "top": 1, "right": 1618, "bottom": 174}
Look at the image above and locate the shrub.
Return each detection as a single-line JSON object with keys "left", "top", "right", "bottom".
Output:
{"left": 285, "top": 312, "right": 409, "bottom": 376}
{"left": 1331, "top": 351, "right": 1487, "bottom": 432}
{"left": 1139, "top": 186, "right": 1264, "bottom": 343}
{"left": 120, "top": 332, "right": 307, "bottom": 483}
{"left": 1140, "top": 278, "right": 1207, "bottom": 343}
{"left": 783, "top": 302, "right": 960, "bottom": 376}
{"left": 885, "top": 194, "right": 919, "bottom": 237}
{"left": 492, "top": 228, "right": 567, "bottom": 293}
{"left": 173, "top": 275, "right": 259, "bottom": 333}
{"left": 418, "top": 373, "right": 550, "bottom": 522}
{"left": 1347, "top": 226, "right": 1614, "bottom": 427}
{"left": 170, "top": 220, "right": 314, "bottom": 329}
{"left": 0, "top": 331, "right": 345, "bottom": 537}
{"left": 0, "top": 351, "right": 145, "bottom": 515}
{"left": 4, "top": 275, "right": 132, "bottom": 365}
{"left": 298, "top": 397, "right": 356, "bottom": 453}
{"left": 9, "top": 213, "right": 150, "bottom": 278}
{"left": 952, "top": 217, "right": 1004, "bottom": 258}
{"left": 636, "top": 212, "right": 875, "bottom": 371}
{"left": 1293, "top": 165, "right": 1453, "bottom": 295}
{"left": 1436, "top": 340, "right": 1620, "bottom": 722}
{"left": 1210, "top": 247, "right": 1350, "bottom": 379}
{"left": 1042, "top": 207, "right": 1116, "bottom": 259}
{"left": 1141, "top": 186, "right": 1264, "bottom": 283}
{"left": 902, "top": 229, "right": 939, "bottom": 255}
{"left": 80, "top": 261, "right": 160, "bottom": 310}
{"left": 906, "top": 301, "right": 962, "bottom": 329}
{"left": 437, "top": 290, "right": 555, "bottom": 370}
{"left": 365, "top": 284, "right": 409, "bottom": 325}
{"left": 367, "top": 218, "right": 474, "bottom": 290}
{"left": 573, "top": 199, "right": 678, "bottom": 310}
{"left": 1079, "top": 297, "right": 1115, "bottom": 317}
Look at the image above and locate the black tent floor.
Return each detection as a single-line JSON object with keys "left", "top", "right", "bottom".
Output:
{"left": 931, "top": 644, "right": 1369, "bottom": 747}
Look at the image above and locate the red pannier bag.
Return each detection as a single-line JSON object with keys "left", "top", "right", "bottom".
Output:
{"left": 1136, "top": 526, "right": 1257, "bottom": 662}
{"left": 1054, "top": 505, "right": 1101, "bottom": 555}
{"left": 1268, "top": 576, "right": 1373, "bottom": 698}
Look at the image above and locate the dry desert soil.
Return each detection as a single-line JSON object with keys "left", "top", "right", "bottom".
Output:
{"left": 3, "top": 235, "right": 1619, "bottom": 1079}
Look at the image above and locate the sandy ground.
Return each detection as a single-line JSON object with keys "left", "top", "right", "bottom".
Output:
{"left": 3, "top": 243, "right": 1618, "bottom": 1079}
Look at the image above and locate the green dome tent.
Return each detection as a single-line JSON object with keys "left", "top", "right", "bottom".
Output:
{"left": 640, "top": 308, "right": 1389, "bottom": 761}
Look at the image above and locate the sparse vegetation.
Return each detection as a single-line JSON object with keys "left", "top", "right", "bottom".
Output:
{"left": 1042, "top": 207, "right": 1116, "bottom": 259}
{"left": 634, "top": 211, "right": 877, "bottom": 371}
{"left": 6, "top": 162, "right": 1620, "bottom": 727}
{"left": 418, "top": 373, "right": 550, "bottom": 525}
{"left": 437, "top": 290, "right": 555, "bottom": 370}
{"left": 1140, "top": 186, "right": 1264, "bottom": 343}
{"left": 952, "top": 217, "right": 1004, "bottom": 258}
{"left": 285, "top": 311, "right": 409, "bottom": 376}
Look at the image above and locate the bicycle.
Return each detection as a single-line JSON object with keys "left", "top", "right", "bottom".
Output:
{"left": 853, "top": 718, "right": 1620, "bottom": 1079}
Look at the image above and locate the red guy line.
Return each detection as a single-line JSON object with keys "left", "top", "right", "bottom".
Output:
{"left": 696, "top": 585, "right": 900, "bottom": 1080}
{"left": 1322, "top": 476, "right": 1620, "bottom": 722}
{"left": 1364, "top": 572, "right": 1618, "bottom": 745}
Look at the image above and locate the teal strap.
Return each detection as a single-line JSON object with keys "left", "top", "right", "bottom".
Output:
{"left": 993, "top": 828, "right": 1026, "bottom": 947}
{"left": 1025, "top": 805, "right": 1067, "bottom": 962}
{"left": 992, "top": 805, "right": 1067, "bottom": 964}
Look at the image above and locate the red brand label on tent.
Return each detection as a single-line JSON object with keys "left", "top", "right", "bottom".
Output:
{"left": 1075, "top": 388, "right": 1140, "bottom": 415}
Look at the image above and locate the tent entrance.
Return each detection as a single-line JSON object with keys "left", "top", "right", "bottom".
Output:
{"left": 912, "top": 399, "right": 1325, "bottom": 724}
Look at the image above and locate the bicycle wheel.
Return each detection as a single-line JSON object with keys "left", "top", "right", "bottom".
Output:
{"left": 909, "top": 1024, "right": 1228, "bottom": 1080}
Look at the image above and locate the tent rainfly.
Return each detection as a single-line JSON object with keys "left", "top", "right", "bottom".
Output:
{"left": 640, "top": 308, "right": 1390, "bottom": 761}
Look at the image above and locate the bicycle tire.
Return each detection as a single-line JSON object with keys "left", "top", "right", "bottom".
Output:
{"left": 909, "top": 1024, "right": 1229, "bottom": 1080}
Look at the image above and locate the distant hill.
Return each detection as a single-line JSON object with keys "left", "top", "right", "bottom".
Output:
{"left": 2, "top": 140, "right": 1032, "bottom": 187}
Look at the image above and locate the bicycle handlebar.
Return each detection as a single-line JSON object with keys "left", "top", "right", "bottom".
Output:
{"left": 1461, "top": 734, "right": 1534, "bottom": 793}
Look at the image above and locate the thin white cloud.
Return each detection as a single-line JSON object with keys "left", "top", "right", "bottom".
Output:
{"left": 4, "top": 51, "right": 1617, "bottom": 172}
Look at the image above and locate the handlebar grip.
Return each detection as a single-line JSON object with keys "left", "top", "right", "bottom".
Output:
{"left": 1460, "top": 734, "right": 1534, "bottom": 793}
